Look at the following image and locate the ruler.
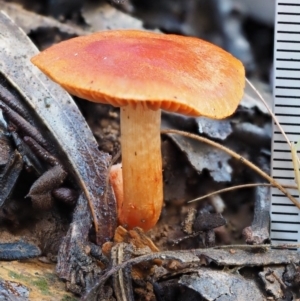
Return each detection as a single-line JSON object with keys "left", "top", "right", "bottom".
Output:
{"left": 271, "top": 0, "right": 300, "bottom": 246}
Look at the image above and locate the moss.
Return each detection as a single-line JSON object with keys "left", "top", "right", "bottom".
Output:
{"left": 9, "top": 271, "right": 50, "bottom": 295}
{"left": 8, "top": 271, "right": 28, "bottom": 281}
{"left": 32, "top": 278, "right": 50, "bottom": 295}
{"left": 45, "top": 272, "right": 58, "bottom": 284}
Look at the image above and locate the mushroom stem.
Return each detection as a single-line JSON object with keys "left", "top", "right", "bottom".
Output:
{"left": 120, "top": 104, "right": 163, "bottom": 230}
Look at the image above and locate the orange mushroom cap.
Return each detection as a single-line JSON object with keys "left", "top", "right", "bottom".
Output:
{"left": 31, "top": 30, "right": 245, "bottom": 118}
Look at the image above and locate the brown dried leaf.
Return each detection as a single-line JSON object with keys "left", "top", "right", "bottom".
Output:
{"left": 0, "top": 0, "right": 87, "bottom": 36}
{"left": 259, "top": 266, "right": 286, "bottom": 300}
{"left": 198, "top": 248, "right": 300, "bottom": 266}
{"left": 0, "top": 11, "right": 117, "bottom": 245}
{"left": 167, "top": 133, "right": 232, "bottom": 182}
{"left": 196, "top": 117, "right": 232, "bottom": 140}
{"left": 82, "top": 2, "right": 144, "bottom": 31}
{"left": 179, "top": 270, "right": 264, "bottom": 301}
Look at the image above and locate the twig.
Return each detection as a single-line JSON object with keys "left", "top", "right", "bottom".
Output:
{"left": 247, "top": 78, "right": 300, "bottom": 177}
{"left": 161, "top": 129, "right": 300, "bottom": 208}
{"left": 214, "top": 244, "right": 271, "bottom": 250}
{"left": 291, "top": 142, "right": 300, "bottom": 194}
{"left": 214, "top": 243, "right": 300, "bottom": 250}
{"left": 188, "top": 183, "right": 298, "bottom": 203}
{"left": 246, "top": 78, "right": 291, "bottom": 147}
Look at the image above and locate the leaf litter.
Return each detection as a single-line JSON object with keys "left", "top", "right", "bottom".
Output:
{"left": 0, "top": 1, "right": 299, "bottom": 300}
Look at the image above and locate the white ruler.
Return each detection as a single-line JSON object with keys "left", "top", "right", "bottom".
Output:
{"left": 271, "top": 0, "right": 300, "bottom": 246}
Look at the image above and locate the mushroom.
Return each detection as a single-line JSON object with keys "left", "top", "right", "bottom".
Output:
{"left": 31, "top": 30, "right": 245, "bottom": 231}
